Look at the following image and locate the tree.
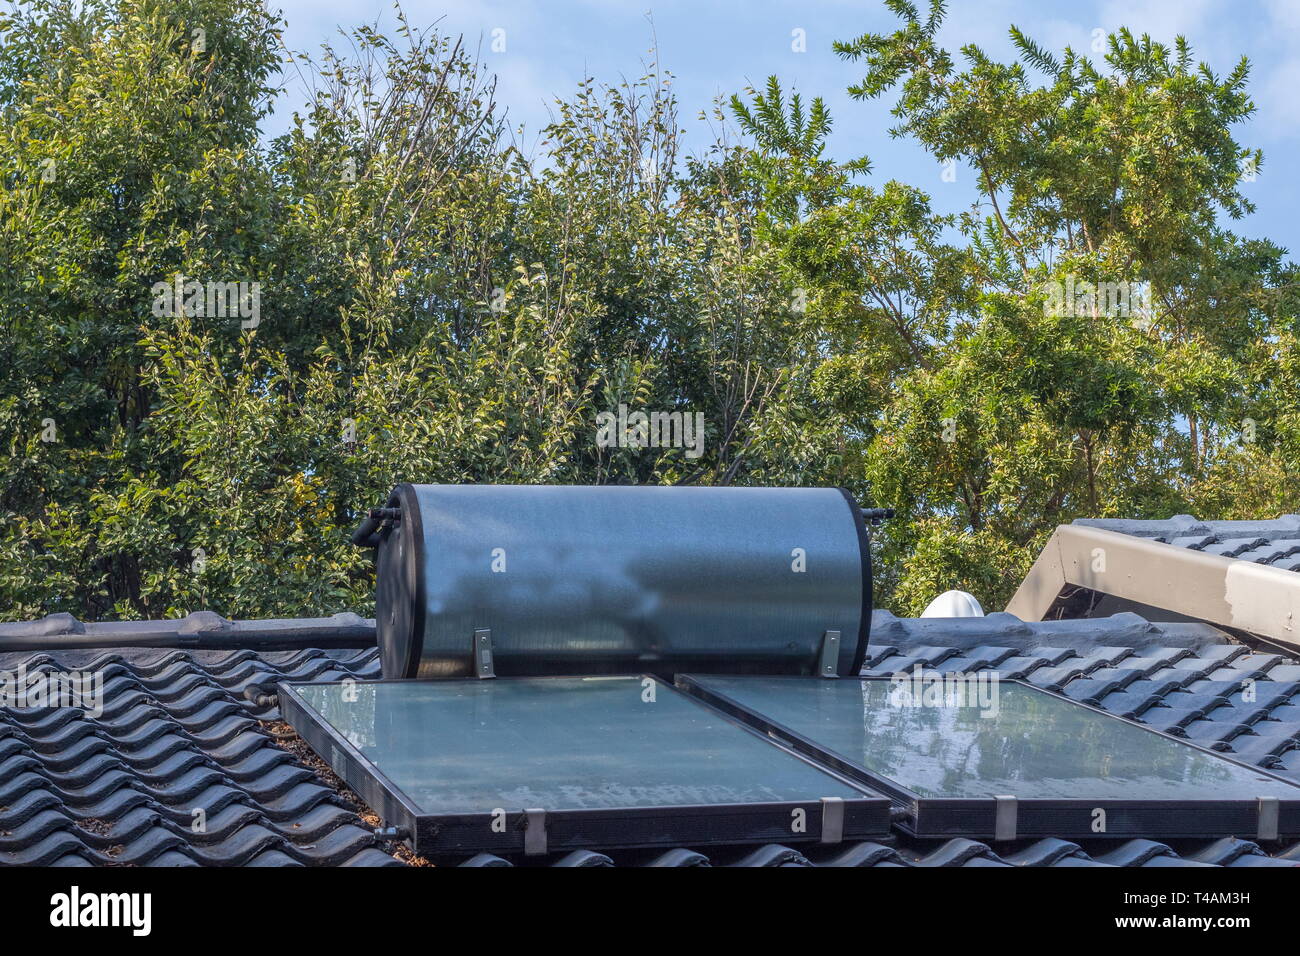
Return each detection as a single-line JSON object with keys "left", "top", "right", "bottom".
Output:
{"left": 826, "top": 0, "right": 1299, "bottom": 611}
{"left": 1, "top": 0, "right": 1296, "bottom": 622}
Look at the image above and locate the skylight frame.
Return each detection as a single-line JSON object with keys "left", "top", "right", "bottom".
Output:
{"left": 675, "top": 674, "right": 1300, "bottom": 841}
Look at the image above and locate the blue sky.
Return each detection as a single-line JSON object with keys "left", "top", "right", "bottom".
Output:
{"left": 268, "top": 0, "right": 1300, "bottom": 255}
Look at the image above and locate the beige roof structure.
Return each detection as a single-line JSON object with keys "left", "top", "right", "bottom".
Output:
{"left": 1007, "top": 517, "right": 1300, "bottom": 653}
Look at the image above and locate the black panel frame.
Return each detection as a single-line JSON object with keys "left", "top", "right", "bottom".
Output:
{"left": 675, "top": 674, "right": 1300, "bottom": 841}
{"left": 278, "top": 675, "right": 892, "bottom": 858}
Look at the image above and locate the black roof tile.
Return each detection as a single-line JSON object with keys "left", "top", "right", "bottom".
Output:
{"left": 1059, "top": 677, "right": 1125, "bottom": 703}
{"left": 983, "top": 656, "right": 1049, "bottom": 679}
{"left": 1024, "top": 665, "right": 1090, "bottom": 691}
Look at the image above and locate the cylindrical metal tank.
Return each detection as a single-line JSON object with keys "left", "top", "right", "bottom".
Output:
{"left": 360, "top": 484, "right": 871, "bottom": 679}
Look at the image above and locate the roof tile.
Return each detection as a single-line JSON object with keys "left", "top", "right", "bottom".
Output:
{"left": 4, "top": 612, "right": 1300, "bottom": 867}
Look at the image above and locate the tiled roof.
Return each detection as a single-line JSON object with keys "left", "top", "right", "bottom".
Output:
{"left": 2, "top": 611, "right": 1299, "bottom": 867}
{"left": 0, "top": 646, "right": 401, "bottom": 867}
{"left": 1074, "top": 515, "right": 1300, "bottom": 571}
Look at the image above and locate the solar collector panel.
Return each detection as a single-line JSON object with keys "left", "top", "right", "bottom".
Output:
{"left": 676, "top": 674, "right": 1300, "bottom": 840}
{"left": 281, "top": 675, "right": 892, "bottom": 857}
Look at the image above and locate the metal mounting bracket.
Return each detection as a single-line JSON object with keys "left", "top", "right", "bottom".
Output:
{"left": 523, "top": 808, "right": 547, "bottom": 856}
{"left": 473, "top": 628, "right": 495, "bottom": 679}
{"left": 993, "top": 795, "right": 1018, "bottom": 841}
{"left": 818, "top": 630, "right": 841, "bottom": 678}
{"left": 1258, "top": 796, "right": 1280, "bottom": 842}
{"left": 820, "top": 797, "right": 845, "bottom": 844}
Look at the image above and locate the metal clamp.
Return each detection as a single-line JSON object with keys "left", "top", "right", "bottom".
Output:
{"left": 993, "top": 795, "right": 1018, "bottom": 841}
{"left": 1258, "top": 796, "right": 1280, "bottom": 842}
{"left": 820, "top": 797, "right": 845, "bottom": 844}
{"left": 473, "top": 628, "right": 495, "bottom": 679}
{"left": 818, "top": 630, "right": 841, "bottom": 679}
{"left": 523, "top": 808, "right": 547, "bottom": 856}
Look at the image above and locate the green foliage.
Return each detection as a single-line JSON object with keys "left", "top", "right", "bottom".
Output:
{"left": 888, "top": 516, "right": 1036, "bottom": 617}
{"left": 823, "top": 1, "right": 1300, "bottom": 610}
{"left": 0, "top": 0, "right": 1297, "bottom": 622}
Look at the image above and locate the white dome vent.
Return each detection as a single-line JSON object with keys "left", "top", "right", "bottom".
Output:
{"left": 920, "top": 590, "right": 985, "bottom": 618}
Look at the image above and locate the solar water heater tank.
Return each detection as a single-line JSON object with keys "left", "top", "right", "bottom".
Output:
{"left": 354, "top": 484, "right": 873, "bottom": 679}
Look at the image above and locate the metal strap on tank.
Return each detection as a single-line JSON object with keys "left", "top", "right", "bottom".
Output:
{"left": 820, "top": 797, "right": 845, "bottom": 844}
{"left": 819, "top": 630, "right": 841, "bottom": 678}
{"left": 473, "top": 628, "right": 495, "bottom": 679}
{"left": 993, "top": 795, "right": 1017, "bottom": 841}
{"left": 1258, "top": 796, "right": 1280, "bottom": 842}
{"left": 523, "top": 808, "right": 547, "bottom": 856}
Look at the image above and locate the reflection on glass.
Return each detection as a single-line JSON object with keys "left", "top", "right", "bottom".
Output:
{"left": 689, "top": 676, "right": 1300, "bottom": 800}
{"left": 306, "top": 680, "right": 376, "bottom": 749}
{"left": 294, "top": 677, "right": 866, "bottom": 814}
